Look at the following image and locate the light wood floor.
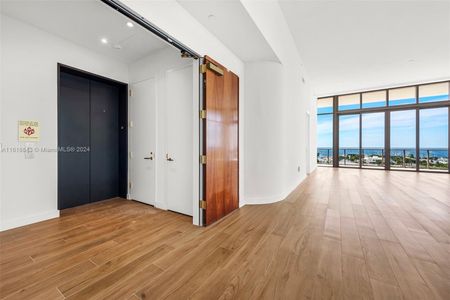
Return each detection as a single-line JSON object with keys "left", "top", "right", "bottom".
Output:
{"left": 0, "top": 167, "right": 449, "bottom": 300}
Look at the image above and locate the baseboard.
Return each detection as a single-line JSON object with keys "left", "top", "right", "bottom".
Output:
{"left": 0, "top": 210, "right": 60, "bottom": 232}
{"left": 155, "top": 201, "right": 168, "bottom": 211}
{"left": 243, "top": 175, "right": 305, "bottom": 205}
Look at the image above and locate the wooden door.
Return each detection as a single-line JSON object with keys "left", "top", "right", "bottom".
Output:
{"left": 202, "top": 56, "right": 239, "bottom": 225}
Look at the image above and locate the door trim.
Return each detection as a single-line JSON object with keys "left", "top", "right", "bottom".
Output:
{"left": 57, "top": 63, "right": 128, "bottom": 210}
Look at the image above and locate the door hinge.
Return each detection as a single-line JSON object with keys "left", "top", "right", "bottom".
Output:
{"left": 129, "top": 89, "right": 132, "bottom": 97}
{"left": 199, "top": 200, "right": 207, "bottom": 209}
{"left": 200, "top": 62, "right": 224, "bottom": 76}
{"left": 200, "top": 64, "right": 207, "bottom": 74}
{"left": 200, "top": 110, "right": 206, "bottom": 119}
{"left": 200, "top": 155, "right": 207, "bottom": 164}
{"left": 129, "top": 181, "right": 133, "bottom": 189}
{"left": 207, "top": 62, "right": 224, "bottom": 76}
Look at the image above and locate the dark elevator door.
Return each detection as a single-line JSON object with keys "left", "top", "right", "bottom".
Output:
{"left": 90, "top": 80, "right": 119, "bottom": 203}
{"left": 58, "top": 70, "right": 123, "bottom": 210}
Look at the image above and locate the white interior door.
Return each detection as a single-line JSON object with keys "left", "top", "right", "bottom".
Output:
{"left": 165, "top": 66, "right": 193, "bottom": 216}
{"left": 130, "top": 78, "right": 156, "bottom": 205}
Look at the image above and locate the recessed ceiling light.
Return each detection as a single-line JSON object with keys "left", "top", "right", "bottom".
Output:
{"left": 101, "top": 38, "right": 108, "bottom": 44}
{"left": 126, "top": 21, "right": 134, "bottom": 28}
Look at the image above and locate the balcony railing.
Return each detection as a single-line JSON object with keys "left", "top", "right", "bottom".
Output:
{"left": 317, "top": 148, "right": 333, "bottom": 165}
{"left": 317, "top": 147, "right": 448, "bottom": 171}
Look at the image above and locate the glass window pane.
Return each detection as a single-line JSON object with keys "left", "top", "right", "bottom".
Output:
{"left": 317, "top": 97, "right": 333, "bottom": 114}
{"left": 419, "top": 82, "right": 449, "bottom": 103}
{"left": 338, "top": 94, "right": 360, "bottom": 111}
{"left": 339, "top": 114, "right": 360, "bottom": 166}
{"left": 362, "top": 112, "right": 385, "bottom": 168}
{"left": 390, "top": 110, "right": 416, "bottom": 169}
{"left": 362, "top": 90, "right": 386, "bottom": 108}
{"left": 419, "top": 108, "right": 448, "bottom": 171}
{"left": 389, "top": 86, "right": 416, "bottom": 106}
{"left": 317, "top": 114, "right": 333, "bottom": 165}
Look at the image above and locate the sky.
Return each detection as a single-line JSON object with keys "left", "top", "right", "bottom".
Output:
{"left": 317, "top": 97, "right": 448, "bottom": 149}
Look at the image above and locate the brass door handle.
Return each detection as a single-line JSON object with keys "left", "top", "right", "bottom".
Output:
{"left": 144, "top": 152, "right": 154, "bottom": 160}
{"left": 166, "top": 153, "right": 174, "bottom": 161}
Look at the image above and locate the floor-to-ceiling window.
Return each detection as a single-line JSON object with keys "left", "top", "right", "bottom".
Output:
{"left": 316, "top": 80, "right": 449, "bottom": 173}
{"left": 418, "top": 82, "right": 449, "bottom": 171}
{"left": 317, "top": 97, "right": 333, "bottom": 165}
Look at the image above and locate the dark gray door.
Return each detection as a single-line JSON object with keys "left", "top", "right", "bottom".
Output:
{"left": 58, "top": 72, "right": 91, "bottom": 209}
{"left": 58, "top": 70, "right": 123, "bottom": 209}
{"left": 90, "top": 80, "right": 120, "bottom": 202}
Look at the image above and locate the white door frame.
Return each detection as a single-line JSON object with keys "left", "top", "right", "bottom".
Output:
{"left": 192, "top": 60, "right": 200, "bottom": 225}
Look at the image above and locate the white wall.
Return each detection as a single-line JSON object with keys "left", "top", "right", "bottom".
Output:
{"left": 244, "top": 62, "right": 285, "bottom": 203}
{"left": 242, "top": 0, "right": 315, "bottom": 204}
{"left": 0, "top": 15, "right": 129, "bottom": 230}
{"left": 128, "top": 48, "right": 198, "bottom": 223}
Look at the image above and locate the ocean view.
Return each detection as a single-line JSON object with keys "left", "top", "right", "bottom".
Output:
{"left": 318, "top": 148, "right": 448, "bottom": 158}
{"left": 317, "top": 147, "right": 449, "bottom": 170}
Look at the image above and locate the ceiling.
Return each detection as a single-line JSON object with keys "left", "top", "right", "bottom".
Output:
{"left": 280, "top": 1, "right": 450, "bottom": 96}
{"left": 177, "top": 0, "right": 279, "bottom": 62}
{"left": 1, "top": 0, "right": 169, "bottom": 64}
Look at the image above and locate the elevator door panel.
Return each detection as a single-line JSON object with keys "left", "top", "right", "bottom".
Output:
{"left": 90, "top": 80, "right": 120, "bottom": 203}
{"left": 58, "top": 72, "right": 91, "bottom": 209}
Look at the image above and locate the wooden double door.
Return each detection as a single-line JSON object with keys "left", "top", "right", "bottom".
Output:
{"left": 201, "top": 56, "right": 239, "bottom": 225}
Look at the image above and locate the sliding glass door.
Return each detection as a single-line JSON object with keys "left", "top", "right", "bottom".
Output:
{"left": 390, "top": 110, "right": 416, "bottom": 170}
{"left": 339, "top": 114, "right": 360, "bottom": 167}
{"left": 419, "top": 107, "right": 448, "bottom": 171}
{"left": 362, "top": 112, "right": 384, "bottom": 168}
{"left": 317, "top": 97, "right": 333, "bottom": 165}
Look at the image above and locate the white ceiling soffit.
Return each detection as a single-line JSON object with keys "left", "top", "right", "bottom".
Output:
{"left": 280, "top": 0, "right": 450, "bottom": 96}
{"left": 1, "top": 0, "right": 170, "bottom": 64}
{"left": 177, "top": 0, "right": 279, "bottom": 63}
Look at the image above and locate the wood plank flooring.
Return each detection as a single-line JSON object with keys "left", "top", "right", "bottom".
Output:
{"left": 0, "top": 167, "right": 449, "bottom": 299}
